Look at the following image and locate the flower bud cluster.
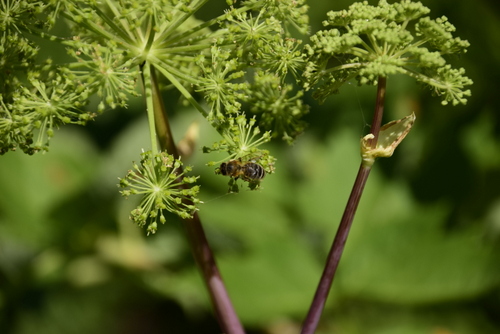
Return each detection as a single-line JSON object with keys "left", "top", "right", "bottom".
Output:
{"left": 119, "top": 151, "right": 201, "bottom": 234}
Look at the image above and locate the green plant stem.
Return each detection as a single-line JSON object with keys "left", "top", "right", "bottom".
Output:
{"left": 301, "top": 76, "right": 387, "bottom": 334}
{"left": 149, "top": 65, "right": 175, "bottom": 155}
{"left": 141, "top": 63, "right": 159, "bottom": 154}
{"left": 147, "top": 66, "right": 245, "bottom": 334}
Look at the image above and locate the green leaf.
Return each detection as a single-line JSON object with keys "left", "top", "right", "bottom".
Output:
{"left": 0, "top": 128, "right": 99, "bottom": 246}
{"left": 294, "top": 129, "right": 500, "bottom": 305}
{"left": 338, "top": 183, "right": 500, "bottom": 304}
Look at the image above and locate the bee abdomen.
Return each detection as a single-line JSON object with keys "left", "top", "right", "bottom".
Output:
{"left": 242, "top": 163, "right": 266, "bottom": 180}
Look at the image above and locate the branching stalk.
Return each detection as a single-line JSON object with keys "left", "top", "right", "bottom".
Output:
{"left": 146, "top": 65, "right": 245, "bottom": 334}
{"left": 301, "top": 76, "right": 387, "bottom": 334}
{"left": 153, "top": 63, "right": 209, "bottom": 118}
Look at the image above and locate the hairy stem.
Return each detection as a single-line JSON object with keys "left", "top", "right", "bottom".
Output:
{"left": 301, "top": 76, "right": 387, "bottom": 334}
{"left": 147, "top": 66, "right": 245, "bottom": 334}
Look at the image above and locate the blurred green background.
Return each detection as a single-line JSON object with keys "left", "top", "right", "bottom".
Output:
{"left": 1, "top": 0, "right": 500, "bottom": 333}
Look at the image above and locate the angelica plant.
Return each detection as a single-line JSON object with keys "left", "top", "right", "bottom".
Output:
{"left": 0, "top": 0, "right": 309, "bottom": 332}
{"left": 300, "top": 1, "right": 472, "bottom": 333}
{"left": 1, "top": 0, "right": 472, "bottom": 331}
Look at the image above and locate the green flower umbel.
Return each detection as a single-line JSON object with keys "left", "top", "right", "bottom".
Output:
{"left": 119, "top": 151, "right": 201, "bottom": 235}
{"left": 303, "top": 0, "right": 472, "bottom": 106}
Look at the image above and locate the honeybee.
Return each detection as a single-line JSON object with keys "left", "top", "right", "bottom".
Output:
{"left": 219, "top": 159, "right": 266, "bottom": 182}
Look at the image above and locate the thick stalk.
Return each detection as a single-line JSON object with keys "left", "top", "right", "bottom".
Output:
{"left": 301, "top": 76, "right": 387, "bottom": 334}
{"left": 184, "top": 213, "right": 245, "bottom": 334}
{"left": 148, "top": 65, "right": 245, "bottom": 334}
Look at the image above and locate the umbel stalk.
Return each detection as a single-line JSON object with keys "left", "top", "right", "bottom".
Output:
{"left": 301, "top": 77, "right": 387, "bottom": 334}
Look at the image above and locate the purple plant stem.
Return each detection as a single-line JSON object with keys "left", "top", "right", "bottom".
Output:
{"left": 150, "top": 68, "right": 245, "bottom": 334}
{"left": 368, "top": 76, "right": 387, "bottom": 149}
{"left": 185, "top": 213, "right": 245, "bottom": 334}
{"left": 301, "top": 77, "right": 386, "bottom": 334}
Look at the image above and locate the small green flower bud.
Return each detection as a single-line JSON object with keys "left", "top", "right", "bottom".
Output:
{"left": 147, "top": 222, "right": 158, "bottom": 235}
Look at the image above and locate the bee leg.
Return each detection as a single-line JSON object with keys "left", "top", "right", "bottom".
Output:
{"left": 227, "top": 178, "right": 240, "bottom": 193}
